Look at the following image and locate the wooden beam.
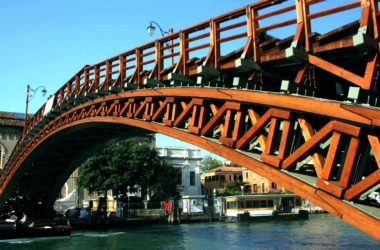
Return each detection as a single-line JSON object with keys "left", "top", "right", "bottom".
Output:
{"left": 308, "top": 55, "right": 366, "bottom": 89}
{"left": 339, "top": 137, "right": 359, "bottom": 188}
{"left": 201, "top": 102, "right": 240, "bottom": 136}
{"left": 344, "top": 169, "right": 380, "bottom": 200}
{"left": 236, "top": 109, "right": 272, "bottom": 149}
{"left": 321, "top": 132, "right": 341, "bottom": 180}
{"left": 291, "top": 118, "right": 326, "bottom": 177}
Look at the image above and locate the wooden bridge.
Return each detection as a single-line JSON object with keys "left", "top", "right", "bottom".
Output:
{"left": 1, "top": 0, "right": 380, "bottom": 240}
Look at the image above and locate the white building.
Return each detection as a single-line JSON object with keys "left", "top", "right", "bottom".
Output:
{"left": 156, "top": 147, "right": 202, "bottom": 196}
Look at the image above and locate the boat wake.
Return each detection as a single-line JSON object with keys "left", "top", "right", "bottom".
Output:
{"left": 73, "top": 231, "right": 126, "bottom": 238}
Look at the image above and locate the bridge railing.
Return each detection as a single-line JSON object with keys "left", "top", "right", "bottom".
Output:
{"left": 9, "top": 0, "right": 380, "bottom": 169}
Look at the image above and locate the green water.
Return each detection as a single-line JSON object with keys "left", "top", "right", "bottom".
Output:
{"left": 0, "top": 214, "right": 379, "bottom": 249}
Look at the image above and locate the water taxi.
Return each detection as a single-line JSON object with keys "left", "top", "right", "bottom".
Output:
{"left": 221, "top": 194, "right": 308, "bottom": 222}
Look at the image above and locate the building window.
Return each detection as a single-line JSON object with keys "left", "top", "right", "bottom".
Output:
{"left": 253, "top": 184, "right": 258, "bottom": 193}
{"left": 245, "top": 172, "right": 248, "bottom": 179}
{"left": 271, "top": 182, "right": 277, "bottom": 190}
{"left": 261, "top": 183, "right": 265, "bottom": 193}
{"left": 190, "top": 171, "right": 195, "bottom": 186}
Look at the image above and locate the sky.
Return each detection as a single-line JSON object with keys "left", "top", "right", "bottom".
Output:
{"left": 0, "top": 0, "right": 257, "bottom": 157}
{"left": 0, "top": 0, "right": 256, "bottom": 113}
{"left": 0, "top": 0, "right": 360, "bottom": 155}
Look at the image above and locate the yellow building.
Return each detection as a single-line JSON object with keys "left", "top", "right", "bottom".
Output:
{"left": 201, "top": 166, "right": 243, "bottom": 195}
{"left": 242, "top": 168, "right": 282, "bottom": 193}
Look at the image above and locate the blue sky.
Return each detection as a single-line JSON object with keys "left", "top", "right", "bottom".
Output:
{"left": 0, "top": 0, "right": 360, "bottom": 155}
{"left": 0, "top": 0, "right": 255, "bottom": 113}
{"left": 0, "top": 0, "right": 256, "bottom": 157}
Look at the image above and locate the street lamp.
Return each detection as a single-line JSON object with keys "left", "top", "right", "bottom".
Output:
{"left": 146, "top": 21, "right": 171, "bottom": 37}
{"left": 146, "top": 21, "right": 174, "bottom": 62}
{"left": 240, "top": 185, "right": 244, "bottom": 196}
{"left": 24, "top": 84, "right": 47, "bottom": 133}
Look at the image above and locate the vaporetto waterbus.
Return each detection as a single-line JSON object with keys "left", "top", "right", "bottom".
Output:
{"left": 221, "top": 194, "right": 308, "bottom": 222}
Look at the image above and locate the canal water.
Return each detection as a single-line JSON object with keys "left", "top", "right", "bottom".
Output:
{"left": 1, "top": 214, "right": 379, "bottom": 249}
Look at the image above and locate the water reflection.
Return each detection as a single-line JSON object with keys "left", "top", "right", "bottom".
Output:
{"left": 0, "top": 214, "right": 379, "bottom": 250}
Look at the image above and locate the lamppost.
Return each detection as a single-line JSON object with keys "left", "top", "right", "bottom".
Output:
{"left": 24, "top": 84, "right": 47, "bottom": 133}
{"left": 146, "top": 21, "right": 174, "bottom": 63}
{"left": 240, "top": 185, "right": 244, "bottom": 196}
{"left": 146, "top": 21, "right": 172, "bottom": 37}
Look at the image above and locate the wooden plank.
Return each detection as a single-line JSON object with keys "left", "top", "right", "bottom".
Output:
{"left": 247, "top": 109, "right": 267, "bottom": 151}
{"left": 201, "top": 102, "right": 240, "bottom": 136}
{"left": 222, "top": 110, "right": 232, "bottom": 138}
{"left": 283, "top": 120, "right": 333, "bottom": 175}
{"left": 232, "top": 110, "right": 243, "bottom": 141}
{"left": 368, "top": 134, "right": 380, "bottom": 169}
{"left": 261, "top": 153, "right": 281, "bottom": 168}
{"left": 133, "top": 98, "right": 150, "bottom": 118}
{"left": 189, "top": 105, "right": 206, "bottom": 135}
{"left": 339, "top": 137, "right": 359, "bottom": 188}
{"left": 265, "top": 118, "right": 278, "bottom": 155}
{"left": 278, "top": 120, "right": 292, "bottom": 160}
{"left": 173, "top": 99, "right": 203, "bottom": 127}
{"left": 297, "top": 118, "right": 325, "bottom": 176}
{"left": 308, "top": 55, "right": 366, "bottom": 89}
{"left": 344, "top": 169, "right": 380, "bottom": 200}
{"left": 152, "top": 98, "right": 174, "bottom": 122}
{"left": 236, "top": 109, "right": 272, "bottom": 149}
{"left": 316, "top": 179, "right": 344, "bottom": 198}
{"left": 322, "top": 132, "right": 341, "bottom": 180}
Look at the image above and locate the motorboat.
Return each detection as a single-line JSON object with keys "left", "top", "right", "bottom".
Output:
{"left": 0, "top": 219, "right": 71, "bottom": 240}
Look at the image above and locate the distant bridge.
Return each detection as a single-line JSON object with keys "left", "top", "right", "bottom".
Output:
{"left": 1, "top": 0, "right": 380, "bottom": 240}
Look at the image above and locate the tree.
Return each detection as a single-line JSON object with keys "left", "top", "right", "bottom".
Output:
{"left": 77, "top": 139, "right": 178, "bottom": 203}
{"left": 149, "top": 160, "right": 178, "bottom": 202}
{"left": 200, "top": 155, "right": 222, "bottom": 173}
{"left": 220, "top": 181, "right": 245, "bottom": 196}
{"left": 77, "top": 154, "right": 112, "bottom": 195}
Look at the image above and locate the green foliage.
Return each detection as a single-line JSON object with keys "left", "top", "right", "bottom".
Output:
{"left": 77, "top": 139, "right": 177, "bottom": 201}
{"left": 77, "top": 154, "right": 111, "bottom": 195}
{"left": 200, "top": 155, "right": 222, "bottom": 173}
{"left": 222, "top": 181, "right": 245, "bottom": 196}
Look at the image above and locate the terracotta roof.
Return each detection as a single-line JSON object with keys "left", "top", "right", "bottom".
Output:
{"left": 0, "top": 111, "right": 25, "bottom": 127}
{"left": 207, "top": 166, "right": 243, "bottom": 173}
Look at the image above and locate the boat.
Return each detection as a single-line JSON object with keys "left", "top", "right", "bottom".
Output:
{"left": 0, "top": 220, "right": 71, "bottom": 240}
{"left": 221, "top": 194, "right": 308, "bottom": 222}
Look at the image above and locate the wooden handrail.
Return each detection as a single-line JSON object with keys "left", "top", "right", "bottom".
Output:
{"left": 20, "top": 0, "right": 376, "bottom": 138}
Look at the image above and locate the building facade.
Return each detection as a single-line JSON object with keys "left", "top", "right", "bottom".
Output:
{"left": 0, "top": 112, "right": 24, "bottom": 169}
{"left": 201, "top": 166, "right": 244, "bottom": 196}
{"left": 156, "top": 147, "right": 202, "bottom": 196}
{"left": 242, "top": 168, "right": 282, "bottom": 193}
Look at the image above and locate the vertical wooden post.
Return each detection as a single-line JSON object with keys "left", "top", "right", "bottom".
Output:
{"left": 181, "top": 31, "right": 189, "bottom": 75}
{"left": 119, "top": 55, "right": 126, "bottom": 88}
{"left": 155, "top": 41, "right": 162, "bottom": 80}
{"left": 66, "top": 82, "right": 72, "bottom": 98}
{"left": 212, "top": 20, "right": 220, "bottom": 68}
{"left": 93, "top": 65, "right": 99, "bottom": 91}
{"left": 105, "top": 60, "right": 112, "bottom": 90}
{"left": 135, "top": 48, "right": 141, "bottom": 84}
{"left": 75, "top": 75, "right": 80, "bottom": 94}
{"left": 83, "top": 67, "right": 89, "bottom": 92}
